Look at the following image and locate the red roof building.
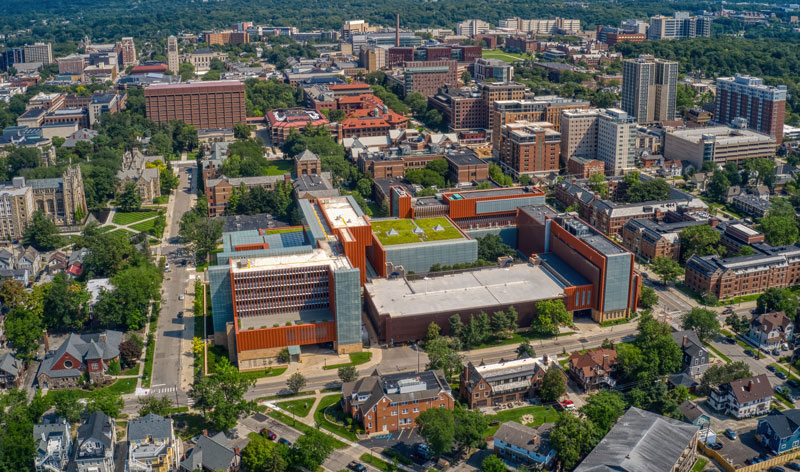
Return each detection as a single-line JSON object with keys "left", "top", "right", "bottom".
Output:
{"left": 131, "top": 63, "right": 168, "bottom": 74}
{"left": 266, "top": 108, "right": 330, "bottom": 145}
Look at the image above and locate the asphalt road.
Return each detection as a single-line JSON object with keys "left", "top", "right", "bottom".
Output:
{"left": 149, "top": 164, "right": 197, "bottom": 405}
{"left": 243, "top": 323, "right": 639, "bottom": 399}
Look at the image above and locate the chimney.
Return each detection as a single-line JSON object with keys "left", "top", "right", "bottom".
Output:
{"left": 747, "top": 380, "right": 753, "bottom": 391}
{"left": 43, "top": 330, "right": 50, "bottom": 352}
{"left": 396, "top": 14, "right": 400, "bottom": 48}
{"left": 202, "top": 429, "right": 208, "bottom": 437}
{"left": 234, "top": 447, "right": 240, "bottom": 455}
{"left": 99, "top": 332, "right": 107, "bottom": 344}
{"left": 682, "top": 335, "right": 687, "bottom": 347}
{"left": 543, "top": 354, "right": 549, "bottom": 363}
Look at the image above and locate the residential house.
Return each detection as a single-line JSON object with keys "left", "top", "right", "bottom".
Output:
{"left": 126, "top": 414, "right": 179, "bottom": 472}
{"left": 460, "top": 356, "right": 564, "bottom": 409}
{"left": 749, "top": 311, "right": 794, "bottom": 349}
{"left": 574, "top": 407, "right": 699, "bottom": 472}
{"left": 758, "top": 408, "right": 800, "bottom": 455}
{"left": 17, "top": 245, "right": 41, "bottom": 274}
{"left": 0, "top": 249, "right": 14, "bottom": 270}
{"left": 294, "top": 149, "right": 321, "bottom": 175}
{"left": 74, "top": 411, "right": 115, "bottom": 472}
{"left": 672, "top": 330, "right": 710, "bottom": 377}
{"left": 180, "top": 432, "right": 241, "bottom": 471}
{"left": 708, "top": 374, "right": 772, "bottom": 419}
{"left": 37, "top": 330, "right": 123, "bottom": 389}
{"left": 34, "top": 418, "right": 71, "bottom": 472}
{"left": 661, "top": 159, "right": 683, "bottom": 178}
{"left": 493, "top": 421, "right": 556, "bottom": 469}
{"left": 678, "top": 400, "right": 710, "bottom": 428}
{"left": 689, "top": 172, "right": 710, "bottom": 192}
{"left": 567, "top": 347, "right": 618, "bottom": 390}
{"left": 0, "top": 352, "right": 22, "bottom": 388}
{"left": 66, "top": 248, "right": 88, "bottom": 278}
{"left": 63, "top": 129, "right": 98, "bottom": 148}
{"left": 342, "top": 370, "right": 455, "bottom": 434}
{"left": 0, "top": 268, "right": 29, "bottom": 284}
{"left": 47, "top": 251, "right": 67, "bottom": 274}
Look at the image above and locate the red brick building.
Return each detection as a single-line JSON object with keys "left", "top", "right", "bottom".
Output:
{"left": 144, "top": 81, "right": 246, "bottom": 129}
{"left": 715, "top": 75, "right": 786, "bottom": 144}
{"left": 567, "top": 156, "right": 605, "bottom": 178}
{"left": 266, "top": 108, "right": 329, "bottom": 145}
{"left": 342, "top": 370, "right": 454, "bottom": 434}
{"left": 568, "top": 347, "right": 618, "bottom": 390}
{"left": 498, "top": 121, "right": 561, "bottom": 176}
{"left": 460, "top": 357, "right": 562, "bottom": 408}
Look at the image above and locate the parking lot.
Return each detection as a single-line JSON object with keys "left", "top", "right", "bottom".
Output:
{"left": 360, "top": 428, "right": 431, "bottom": 466}
{"left": 712, "top": 426, "right": 771, "bottom": 468}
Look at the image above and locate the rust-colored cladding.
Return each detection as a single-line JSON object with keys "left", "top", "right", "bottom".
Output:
{"left": 366, "top": 233, "right": 388, "bottom": 278}
{"left": 235, "top": 322, "right": 337, "bottom": 351}
{"left": 549, "top": 221, "right": 608, "bottom": 311}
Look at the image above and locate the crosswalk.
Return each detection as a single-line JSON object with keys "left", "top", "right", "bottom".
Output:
{"left": 149, "top": 386, "right": 178, "bottom": 394}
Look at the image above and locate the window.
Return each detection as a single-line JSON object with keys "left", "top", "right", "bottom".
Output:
{"left": 479, "top": 384, "right": 485, "bottom": 390}
{"left": 392, "top": 411, "right": 397, "bottom": 416}
{"left": 413, "top": 408, "right": 419, "bottom": 413}
{"left": 63, "top": 360, "right": 73, "bottom": 369}
{"left": 402, "top": 409, "right": 408, "bottom": 414}
{"left": 474, "top": 393, "right": 479, "bottom": 398}
{"left": 368, "top": 423, "right": 372, "bottom": 428}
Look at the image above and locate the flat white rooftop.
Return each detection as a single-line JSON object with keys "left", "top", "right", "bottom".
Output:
{"left": 366, "top": 263, "right": 566, "bottom": 318}
{"left": 731, "top": 223, "right": 759, "bottom": 236}
{"left": 320, "top": 197, "right": 368, "bottom": 228}
{"left": 229, "top": 243, "right": 352, "bottom": 273}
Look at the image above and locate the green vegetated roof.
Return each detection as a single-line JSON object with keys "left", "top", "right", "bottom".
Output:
{"left": 372, "top": 217, "right": 464, "bottom": 246}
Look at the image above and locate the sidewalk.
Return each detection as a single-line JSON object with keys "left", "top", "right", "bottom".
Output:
{"left": 258, "top": 347, "right": 385, "bottom": 385}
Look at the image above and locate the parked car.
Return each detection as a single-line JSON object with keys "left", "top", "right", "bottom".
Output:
{"left": 768, "top": 365, "right": 777, "bottom": 372}
{"left": 724, "top": 337, "right": 736, "bottom": 344}
{"left": 178, "top": 294, "right": 185, "bottom": 300}
{"left": 789, "top": 380, "right": 799, "bottom": 388}
{"left": 725, "top": 429, "right": 737, "bottom": 440}
{"left": 723, "top": 307, "right": 734, "bottom": 314}
{"left": 770, "top": 466, "right": 786, "bottom": 472}
{"left": 774, "top": 348, "right": 782, "bottom": 356}
{"left": 776, "top": 386, "right": 787, "bottom": 394}
{"left": 260, "top": 429, "right": 276, "bottom": 440}
{"left": 785, "top": 462, "right": 800, "bottom": 471}
{"left": 560, "top": 399, "right": 575, "bottom": 410}
{"left": 707, "top": 441, "right": 723, "bottom": 450}
{"left": 278, "top": 438, "right": 292, "bottom": 447}
{"left": 348, "top": 462, "right": 367, "bottom": 472}
{"left": 778, "top": 372, "right": 788, "bottom": 380}
{"left": 745, "top": 349, "right": 755, "bottom": 357}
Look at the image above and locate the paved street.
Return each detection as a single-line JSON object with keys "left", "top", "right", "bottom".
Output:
{"left": 148, "top": 163, "right": 197, "bottom": 406}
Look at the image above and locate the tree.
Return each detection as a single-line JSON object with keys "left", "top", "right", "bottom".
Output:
{"left": 532, "top": 299, "right": 571, "bottom": 336}
{"left": 700, "top": 361, "right": 752, "bottom": 394}
{"left": 681, "top": 308, "right": 721, "bottom": 342}
{"left": 707, "top": 171, "right": 730, "bottom": 203}
{"left": 588, "top": 172, "right": 608, "bottom": 198}
{"left": 53, "top": 390, "right": 83, "bottom": 423}
{"left": 117, "top": 182, "right": 142, "bottom": 212}
{"left": 416, "top": 408, "right": 455, "bottom": 456}
{"left": 461, "top": 70, "right": 472, "bottom": 86}
{"left": 0, "top": 390, "right": 39, "bottom": 471}
{"left": 160, "top": 167, "right": 179, "bottom": 195}
{"left": 242, "top": 435, "right": 289, "bottom": 472}
{"left": 540, "top": 368, "right": 566, "bottom": 402}
{"left": 517, "top": 341, "right": 535, "bottom": 358}
{"left": 425, "top": 322, "right": 441, "bottom": 343}
{"left": 478, "top": 234, "right": 515, "bottom": 262}
{"left": 4, "top": 306, "right": 42, "bottom": 362}
{"left": 119, "top": 338, "right": 143, "bottom": 368}
{"left": 87, "top": 388, "right": 124, "bottom": 418}
{"left": 287, "top": 372, "right": 307, "bottom": 395}
{"left": 550, "top": 413, "right": 599, "bottom": 471}
{"left": 425, "top": 336, "right": 463, "bottom": 380}
{"left": 42, "top": 274, "right": 90, "bottom": 332}
{"left": 650, "top": 256, "right": 684, "bottom": 285}
{"left": 0, "top": 278, "right": 26, "bottom": 310}
{"left": 738, "top": 246, "right": 756, "bottom": 256}
{"left": 757, "top": 287, "right": 799, "bottom": 320}
{"left": 481, "top": 455, "right": 505, "bottom": 472}
{"left": 580, "top": 390, "right": 626, "bottom": 435}
{"left": 454, "top": 407, "right": 490, "bottom": 452}
{"left": 107, "top": 359, "right": 121, "bottom": 375}
{"left": 726, "top": 313, "right": 750, "bottom": 335}
{"left": 189, "top": 358, "right": 257, "bottom": 431}
{"left": 338, "top": 365, "right": 358, "bottom": 384}
{"left": 638, "top": 286, "right": 658, "bottom": 309}
{"left": 179, "top": 212, "right": 224, "bottom": 264}
{"left": 679, "top": 225, "right": 724, "bottom": 262}
{"left": 759, "top": 215, "right": 799, "bottom": 246}
{"left": 278, "top": 348, "right": 290, "bottom": 364}
{"left": 178, "top": 62, "right": 195, "bottom": 81}
{"left": 491, "top": 309, "right": 518, "bottom": 339}
{"left": 234, "top": 122, "right": 252, "bottom": 139}
{"left": 404, "top": 92, "right": 428, "bottom": 116}
{"left": 23, "top": 211, "right": 61, "bottom": 251}
{"left": 631, "top": 313, "right": 683, "bottom": 380}
{"left": 292, "top": 431, "right": 336, "bottom": 470}
{"left": 448, "top": 315, "right": 465, "bottom": 340}
{"left": 138, "top": 396, "right": 174, "bottom": 417}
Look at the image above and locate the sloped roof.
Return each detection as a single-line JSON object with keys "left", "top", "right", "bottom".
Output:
{"left": 760, "top": 409, "right": 800, "bottom": 439}
{"left": 0, "top": 352, "right": 20, "bottom": 376}
{"left": 77, "top": 411, "right": 113, "bottom": 450}
{"left": 128, "top": 414, "right": 172, "bottom": 442}
{"left": 180, "top": 432, "right": 237, "bottom": 471}
{"left": 574, "top": 407, "right": 699, "bottom": 472}
{"left": 295, "top": 149, "right": 319, "bottom": 162}
{"left": 726, "top": 374, "right": 772, "bottom": 405}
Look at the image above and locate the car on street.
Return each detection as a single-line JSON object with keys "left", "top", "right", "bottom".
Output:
{"left": 745, "top": 349, "right": 755, "bottom": 357}
{"left": 723, "top": 307, "right": 734, "bottom": 314}
{"left": 725, "top": 429, "right": 737, "bottom": 440}
{"left": 278, "top": 438, "right": 292, "bottom": 447}
{"left": 178, "top": 295, "right": 185, "bottom": 300}
{"left": 778, "top": 372, "right": 788, "bottom": 380}
{"left": 774, "top": 348, "right": 782, "bottom": 356}
{"left": 789, "top": 380, "right": 799, "bottom": 388}
{"left": 785, "top": 462, "right": 800, "bottom": 471}
{"left": 707, "top": 441, "right": 723, "bottom": 450}
{"left": 770, "top": 466, "right": 786, "bottom": 472}
{"left": 768, "top": 365, "right": 777, "bottom": 372}
{"left": 348, "top": 462, "right": 367, "bottom": 472}
{"left": 260, "top": 429, "right": 277, "bottom": 440}
{"left": 177, "top": 311, "right": 184, "bottom": 318}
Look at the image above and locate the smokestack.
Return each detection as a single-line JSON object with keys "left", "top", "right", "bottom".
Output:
{"left": 396, "top": 14, "right": 400, "bottom": 47}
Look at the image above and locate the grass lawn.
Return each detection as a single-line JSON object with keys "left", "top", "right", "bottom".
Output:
{"left": 371, "top": 217, "right": 463, "bottom": 246}
{"left": 98, "top": 225, "right": 115, "bottom": 233}
{"left": 704, "top": 342, "right": 732, "bottom": 363}
{"left": 153, "top": 195, "right": 170, "bottom": 205}
{"left": 173, "top": 413, "right": 209, "bottom": 439}
{"left": 484, "top": 405, "right": 559, "bottom": 437}
{"left": 208, "top": 344, "right": 285, "bottom": 379}
{"left": 240, "top": 367, "right": 287, "bottom": 380}
{"left": 691, "top": 457, "right": 708, "bottom": 472}
{"left": 121, "top": 365, "right": 140, "bottom": 376}
{"left": 277, "top": 398, "right": 314, "bottom": 418}
{"left": 130, "top": 218, "right": 157, "bottom": 233}
{"left": 109, "top": 228, "right": 136, "bottom": 237}
{"left": 361, "top": 454, "right": 394, "bottom": 472}
{"left": 142, "top": 337, "right": 156, "bottom": 388}
{"left": 263, "top": 227, "right": 303, "bottom": 235}
{"left": 482, "top": 49, "right": 529, "bottom": 63}
{"left": 314, "top": 394, "right": 361, "bottom": 441}
{"left": 106, "top": 378, "right": 138, "bottom": 395}
{"left": 471, "top": 330, "right": 576, "bottom": 350}
{"left": 112, "top": 211, "right": 159, "bottom": 225}
{"left": 323, "top": 352, "right": 373, "bottom": 370}
{"left": 268, "top": 409, "right": 347, "bottom": 448}
{"left": 264, "top": 159, "right": 294, "bottom": 176}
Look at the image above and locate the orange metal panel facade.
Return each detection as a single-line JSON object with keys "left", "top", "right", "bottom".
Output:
{"left": 235, "top": 322, "right": 337, "bottom": 351}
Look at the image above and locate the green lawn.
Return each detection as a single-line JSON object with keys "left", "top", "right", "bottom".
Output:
{"left": 110, "top": 228, "right": 135, "bottom": 237}
{"left": 323, "top": 352, "right": 373, "bottom": 370}
{"left": 130, "top": 218, "right": 157, "bottom": 233}
{"left": 264, "top": 159, "right": 294, "bottom": 176}
{"left": 264, "top": 227, "right": 304, "bottom": 235}
{"left": 371, "top": 217, "right": 463, "bottom": 246}
{"left": 484, "top": 405, "right": 560, "bottom": 436}
{"left": 106, "top": 378, "right": 138, "bottom": 395}
{"left": 113, "top": 211, "right": 159, "bottom": 225}
{"left": 173, "top": 413, "right": 210, "bottom": 439}
{"left": 98, "top": 225, "right": 115, "bottom": 233}
{"left": 691, "top": 457, "right": 708, "bottom": 472}
{"left": 314, "top": 394, "right": 361, "bottom": 441}
{"left": 240, "top": 367, "right": 287, "bottom": 380}
{"left": 361, "top": 454, "right": 394, "bottom": 472}
{"left": 277, "top": 398, "right": 314, "bottom": 418}
{"left": 470, "top": 330, "right": 576, "bottom": 351}
{"left": 142, "top": 336, "right": 156, "bottom": 388}
{"left": 121, "top": 365, "right": 140, "bottom": 376}
{"left": 153, "top": 195, "right": 170, "bottom": 205}
{"left": 268, "top": 410, "right": 348, "bottom": 448}
{"left": 482, "top": 49, "right": 529, "bottom": 63}
{"left": 208, "top": 344, "right": 286, "bottom": 379}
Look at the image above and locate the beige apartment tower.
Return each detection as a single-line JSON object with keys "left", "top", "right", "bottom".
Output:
{"left": 622, "top": 55, "right": 678, "bottom": 123}
{"left": 561, "top": 108, "right": 635, "bottom": 175}
{"left": 167, "top": 36, "right": 179, "bottom": 74}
